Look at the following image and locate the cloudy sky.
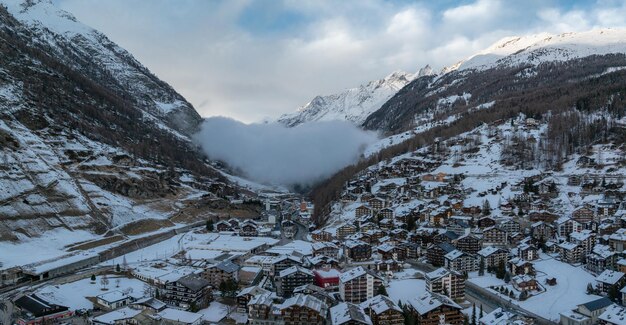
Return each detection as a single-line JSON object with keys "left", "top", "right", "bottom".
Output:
{"left": 54, "top": 0, "right": 626, "bottom": 122}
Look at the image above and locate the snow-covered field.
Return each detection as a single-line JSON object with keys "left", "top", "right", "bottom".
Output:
{"left": 36, "top": 276, "right": 146, "bottom": 310}
{"left": 387, "top": 276, "right": 426, "bottom": 304}
{"left": 469, "top": 254, "right": 602, "bottom": 322}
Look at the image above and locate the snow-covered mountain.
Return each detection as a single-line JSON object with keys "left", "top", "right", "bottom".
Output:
{"left": 364, "top": 29, "right": 626, "bottom": 133}
{"left": 0, "top": 0, "right": 248, "bottom": 243}
{"left": 2, "top": 0, "right": 201, "bottom": 134}
{"left": 443, "top": 29, "right": 626, "bottom": 73}
{"left": 277, "top": 66, "right": 435, "bottom": 127}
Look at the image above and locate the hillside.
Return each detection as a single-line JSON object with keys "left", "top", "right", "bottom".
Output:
{"left": 0, "top": 0, "right": 248, "bottom": 243}
{"left": 314, "top": 30, "right": 626, "bottom": 222}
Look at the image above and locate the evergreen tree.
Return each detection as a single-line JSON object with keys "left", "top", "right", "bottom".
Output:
{"left": 377, "top": 284, "right": 388, "bottom": 296}
{"left": 482, "top": 200, "right": 492, "bottom": 215}
{"left": 206, "top": 219, "right": 214, "bottom": 232}
{"left": 480, "top": 304, "right": 483, "bottom": 319}
{"left": 609, "top": 284, "right": 620, "bottom": 302}
{"left": 478, "top": 259, "right": 485, "bottom": 276}
{"left": 504, "top": 272, "right": 511, "bottom": 283}
{"left": 496, "top": 260, "right": 506, "bottom": 279}
{"left": 471, "top": 303, "right": 476, "bottom": 325}
{"left": 90, "top": 274, "right": 96, "bottom": 282}
{"left": 587, "top": 283, "right": 594, "bottom": 294}
{"left": 116, "top": 264, "right": 121, "bottom": 272}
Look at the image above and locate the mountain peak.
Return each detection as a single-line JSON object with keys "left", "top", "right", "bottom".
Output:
{"left": 443, "top": 28, "right": 626, "bottom": 73}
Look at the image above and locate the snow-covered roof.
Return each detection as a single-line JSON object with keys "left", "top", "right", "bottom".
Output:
{"left": 360, "top": 295, "right": 401, "bottom": 315}
{"left": 92, "top": 307, "right": 142, "bottom": 325}
{"left": 339, "top": 266, "right": 379, "bottom": 283}
{"left": 279, "top": 294, "right": 327, "bottom": 314}
{"left": 330, "top": 302, "right": 372, "bottom": 325}
{"left": 444, "top": 249, "right": 466, "bottom": 261}
{"left": 480, "top": 307, "right": 517, "bottom": 325}
{"left": 596, "top": 270, "right": 625, "bottom": 285}
{"left": 157, "top": 308, "right": 203, "bottom": 324}
{"left": 279, "top": 265, "right": 314, "bottom": 278}
{"left": 477, "top": 246, "right": 505, "bottom": 257}
{"left": 408, "top": 292, "right": 461, "bottom": 315}
{"left": 599, "top": 303, "right": 626, "bottom": 324}
{"left": 96, "top": 290, "right": 129, "bottom": 303}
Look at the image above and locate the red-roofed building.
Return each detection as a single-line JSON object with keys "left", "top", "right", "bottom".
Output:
{"left": 313, "top": 268, "right": 341, "bottom": 290}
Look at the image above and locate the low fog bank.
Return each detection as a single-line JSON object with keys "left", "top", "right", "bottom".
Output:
{"left": 194, "top": 117, "right": 378, "bottom": 188}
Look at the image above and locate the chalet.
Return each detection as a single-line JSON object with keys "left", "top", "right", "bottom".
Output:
{"left": 531, "top": 221, "right": 555, "bottom": 241}
{"left": 477, "top": 217, "right": 496, "bottom": 229}
{"left": 204, "top": 260, "right": 240, "bottom": 288}
{"left": 306, "top": 255, "right": 340, "bottom": 270}
{"left": 573, "top": 206, "right": 595, "bottom": 224}
{"left": 482, "top": 226, "right": 507, "bottom": 248}
{"left": 344, "top": 240, "right": 372, "bottom": 262}
{"left": 407, "top": 292, "right": 464, "bottom": 325}
{"left": 368, "top": 197, "right": 385, "bottom": 210}
{"left": 312, "top": 242, "right": 340, "bottom": 259}
{"left": 586, "top": 245, "right": 616, "bottom": 275}
{"left": 570, "top": 230, "right": 596, "bottom": 255}
{"left": 227, "top": 218, "right": 240, "bottom": 228}
{"left": 598, "top": 303, "right": 626, "bottom": 325}
{"left": 270, "top": 255, "right": 302, "bottom": 276}
{"left": 454, "top": 234, "right": 482, "bottom": 254}
{"left": 236, "top": 286, "right": 270, "bottom": 313}
{"left": 355, "top": 205, "right": 373, "bottom": 218}
{"left": 337, "top": 224, "right": 358, "bottom": 239}
{"left": 276, "top": 266, "right": 314, "bottom": 298}
{"left": 240, "top": 222, "right": 259, "bottom": 237}
{"left": 425, "top": 268, "right": 465, "bottom": 301}
{"left": 215, "top": 220, "right": 232, "bottom": 232}
{"left": 330, "top": 302, "right": 371, "bottom": 325}
{"left": 508, "top": 258, "right": 534, "bottom": 275}
{"left": 556, "top": 217, "right": 583, "bottom": 237}
{"left": 426, "top": 242, "right": 456, "bottom": 267}
{"left": 558, "top": 242, "right": 584, "bottom": 264}
{"left": 595, "top": 270, "right": 626, "bottom": 295}
{"left": 378, "top": 208, "right": 394, "bottom": 219}
{"left": 311, "top": 229, "right": 333, "bottom": 242}
{"left": 444, "top": 250, "right": 478, "bottom": 274}
{"left": 248, "top": 292, "right": 279, "bottom": 324}
{"left": 518, "top": 243, "right": 538, "bottom": 261}
{"left": 609, "top": 229, "right": 626, "bottom": 253}
{"left": 339, "top": 266, "right": 383, "bottom": 303}
{"left": 499, "top": 219, "right": 521, "bottom": 234}
{"left": 162, "top": 274, "right": 212, "bottom": 310}
{"left": 477, "top": 246, "right": 508, "bottom": 269}
{"left": 360, "top": 295, "right": 404, "bottom": 325}
{"left": 279, "top": 294, "right": 329, "bottom": 325}
{"left": 508, "top": 232, "right": 526, "bottom": 246}
{"left": 512, "top": 275, "right": 538, "bottom": 292}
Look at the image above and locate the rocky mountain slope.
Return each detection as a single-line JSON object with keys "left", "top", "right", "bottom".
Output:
{"left": 277, "top": 66, "right": 434, "bottom": 127}
{"left": 0, "top": 0, "right": 245, "bottom": 242}
{"left": 363, "top": 29, "right": 626, "bottom": 134}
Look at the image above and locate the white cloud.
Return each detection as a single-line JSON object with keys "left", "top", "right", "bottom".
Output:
{"left": 54, "top": 0, "right": 626, "bottom": 123}
{"left": 193, "top": 118, "right": 377, "bottom": 187}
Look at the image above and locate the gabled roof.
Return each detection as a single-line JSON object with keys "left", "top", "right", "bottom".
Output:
{"left": 331, "top": 302, "right": 372, "bottom": 325}
{"left": 579, "top": 297, "right": 613, "bottom": 312}
{"left": 596, "top": 270, "right": 625, "bottom": 285}
{"left": 278, "top": 265, "right": 314, "bottom": 278}
{"left": 408, "top": 292, "right": 461, "bottom": 315}
{"left": 339, "top": 266, "right": 381, "bottom": 283}
{"left": 360, "top": 295, "right": 401, "bottom": 315}
{"left": 279, "top": 293, "right": 327, "bottom": 314}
